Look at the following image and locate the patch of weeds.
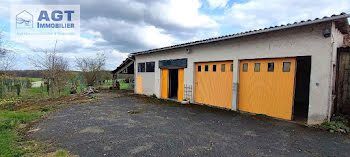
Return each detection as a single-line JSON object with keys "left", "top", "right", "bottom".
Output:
{"left": 0, "top": 97, "right": 20, "bottom": 111}
{"left": 20, "top": 140, "right": 50, "bottom": 155}
{"left": 331, "top": 115, "right": 348, "bottom": 124}
{"left": 320, "top": 115, "right": 350, "bottom": 133}
{"left": 40, "top": 107, "right": 50, "bottom": 112}
{"left": 55, "top": 149, "right": 71, "bottom": 157}
{"left": 151, "top": 94, "right": 157, "bottom": 98}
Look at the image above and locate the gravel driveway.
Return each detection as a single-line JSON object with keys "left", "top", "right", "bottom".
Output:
{"left": 30, "top": 92, "right": 350, "bottom": 157}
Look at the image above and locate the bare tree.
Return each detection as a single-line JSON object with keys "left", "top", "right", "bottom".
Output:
{"left": 0, "top": 51, "right": 16, "bottom": 74}
{"left": 30, "top": 41, "right": 70, "bottom": 96}
{"left": 0, "top": 30, "right": 16, "bottom": 75}
{"left": 76, "top": 52, "right": 106, "bottom": 86}
{"left": 101, "top": 70, "right": 112, "bottom": 81}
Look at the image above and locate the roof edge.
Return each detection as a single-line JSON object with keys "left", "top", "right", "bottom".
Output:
{"left": 131, "top": 13, "right": 350, "bottom": 56}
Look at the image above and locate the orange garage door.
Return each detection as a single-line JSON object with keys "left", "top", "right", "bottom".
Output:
{"left": 238, "top": 58, "right": 296, "bottom": 120}
{"left": 136, "top": 75, "right": 143, "bottom": 94}
{"left": 194, "top": 61, "right": 233, "bottom": 109}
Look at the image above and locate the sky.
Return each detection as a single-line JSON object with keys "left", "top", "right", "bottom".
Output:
{"left": 0, "top": 0, "right": 350, "bottom": 71}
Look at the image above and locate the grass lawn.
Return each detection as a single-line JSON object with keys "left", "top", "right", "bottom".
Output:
{"left": 120, "top": 82, "right": 130, "bottom": 89}
{"left": 95, "top": 80, "right": 132, "bottom": 89}
{"left": 0, "top": 111, "right": 43, "bottom": 156}
{"left": 117, "top": 79, "right": 133, "bottom": 90}
{"left": 0, "top": 84, "right": 92, "bottom": 156}
{"left": 29, "top": 78, "right": 42, "bottom": 82}
{"left": 17, "top": 77, "right": 42, "bottom": 82}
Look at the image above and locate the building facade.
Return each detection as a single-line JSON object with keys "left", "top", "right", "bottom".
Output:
{"left": 131, "top": 14, "right": 350, "bottom": 124}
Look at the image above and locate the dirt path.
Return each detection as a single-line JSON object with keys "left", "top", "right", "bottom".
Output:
{"left": 29, "top": 92, "right": 350, "bottom": 156}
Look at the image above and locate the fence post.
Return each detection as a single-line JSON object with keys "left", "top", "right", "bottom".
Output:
{"left": 0, "top": 79, "right": 3, "bottom": 99}
{"left": 40, "top": 83, "right": 43, "bottom": 97}
{"left": 47, "top": 81, "right": 50, "bottom": 96}
{"left": 15, "top": 84, "right": 21, "bottom": 96}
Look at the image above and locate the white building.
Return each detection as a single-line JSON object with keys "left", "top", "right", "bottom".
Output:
{"left": 127, "top": 13, "right": 350, "bottom": 124}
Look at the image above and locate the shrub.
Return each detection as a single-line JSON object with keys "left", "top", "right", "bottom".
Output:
{"left": 40, "top": 108, "right": 49, "bottom": 112}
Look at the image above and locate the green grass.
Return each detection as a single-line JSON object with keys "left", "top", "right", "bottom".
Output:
{"left": 117, "top": 79, "right": 133, "bottom": 89}
{"left": 17, "top": 77, "right": 42, "bottom": 82}
{"left": 29, "top": 78, "right": 42, "bottom": 82}
{"left": 55, "top": 149, "right": 71, "bottom": 157}
{"left": 2, "top": 86, "right": 48, "bottom": 101}
{"left": 120, "top": 83, "right": 130, "bottom": 89}
{"left": 0, "top": 111, "right": 43, "bottom": 156}
{"left": 3, "top": 84, "right": 75, "bottom": 99}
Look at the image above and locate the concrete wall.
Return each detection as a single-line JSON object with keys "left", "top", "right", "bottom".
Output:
{"left": 134, "top": 22, "right": 343, "bottom": 124}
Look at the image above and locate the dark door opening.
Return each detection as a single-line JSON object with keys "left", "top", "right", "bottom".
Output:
{"left": 169, "top": 69, "right": 178, "bottom": 99}
{"left": 293, "top": 56, "right": 311, "bottom": 122}
{"left": 335, "top": 48, "right": 350, "bottom": 115}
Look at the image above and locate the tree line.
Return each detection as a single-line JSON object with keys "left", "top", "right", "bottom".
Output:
{"left": 1, "top": 30, "right": 113, "bottom": 97}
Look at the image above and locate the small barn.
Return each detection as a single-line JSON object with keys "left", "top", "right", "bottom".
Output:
{"left": 112, "top": 56, "right": 134, "bottom": 87}
{"left": 126, "top": 13, "right": 350, "bottom": 124}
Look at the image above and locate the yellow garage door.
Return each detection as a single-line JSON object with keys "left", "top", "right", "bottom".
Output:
{"left": 161, "top": 69, "right": 168, "bottom": 98}
{"left": 178, "top": 69, "right": 184, "bottom": 101}
{"left": 136, "top": 75, "right": 143, "bottom": 94}
{"left": 195, "top": 61, "right": 233, "bottom": 109}
{"left": 238, "top": 58, "right": 296, "bottom": 120}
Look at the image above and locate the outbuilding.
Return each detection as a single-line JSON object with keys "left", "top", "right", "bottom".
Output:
{"left": 129, "top": 13, "right": 350, "bottom": 124}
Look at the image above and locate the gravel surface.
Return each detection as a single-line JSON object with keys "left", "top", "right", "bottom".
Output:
{"left": 30, "top": 92, "right": 350, "bottom": 157}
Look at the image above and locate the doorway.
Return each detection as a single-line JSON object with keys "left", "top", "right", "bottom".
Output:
{"left": 169, "top": 69, "right": 178, "bottom": 99}
{"left": 293, "top": 56, "right": 311, "bottom": 122}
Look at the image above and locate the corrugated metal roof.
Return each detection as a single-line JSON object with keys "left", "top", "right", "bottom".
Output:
{"left": 131, "top": 13, "right": 350, "bottom": 56}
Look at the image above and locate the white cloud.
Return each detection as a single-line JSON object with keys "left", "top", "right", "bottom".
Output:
{"left": 223, "top": 0, "right": 350, "bottom": 30}
{"left": 138, "top": 25, "right": 175, "bottom": 48}
{"left": 207, "top": 0, "right": 229, "bottom": 9}
{"left": 5, "top": 0, "right": 349, "bottom": 70}
{"left": 150, "top": 0, "right": 218, "bottom": 29}
{"left": 106, "top": 49, "right": 129, "bottom": 70}
{"left": 13, "top": 35, "right": 98, "bottom": 52}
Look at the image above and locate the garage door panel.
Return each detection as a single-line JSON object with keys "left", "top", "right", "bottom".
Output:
{"left": 136, "top": 75, "right": 143, "bottom": 94}
{"left": 161, "top": 69, "right": 168, "bottom": 98}
{"left": 238, "top": 58, "right": 296, "bottom": 120}
{"left": 195, "top": 61, "right": 233, "bottom": 109}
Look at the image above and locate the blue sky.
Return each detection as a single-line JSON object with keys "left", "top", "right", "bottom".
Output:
{"left": 0, "top": 0, "right": 349, "bottom": 70}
